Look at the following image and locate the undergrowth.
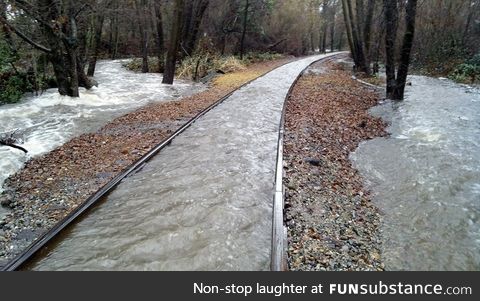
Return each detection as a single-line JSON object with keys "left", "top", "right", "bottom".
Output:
{"left": 123, "top": 52, "right": 284, "bottom": 81}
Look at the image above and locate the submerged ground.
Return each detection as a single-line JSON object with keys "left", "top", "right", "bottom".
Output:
{"left": 0, "top": 56, "right": 294, "bottom": 267}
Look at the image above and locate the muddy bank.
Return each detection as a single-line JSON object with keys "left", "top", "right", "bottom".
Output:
{"left": 0, "top": 57, "right": 293, "bottom": 266}
{"left": 284, "top": 60, "right": 387, "bottom": 271}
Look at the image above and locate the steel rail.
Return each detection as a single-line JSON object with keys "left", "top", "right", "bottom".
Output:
{"left": 1, "top": 53, "right": 346, "bottom": 271}
{"left": 271, "top": 53, "right": 347, "bottom": 271}
{"left": 1, "top": 58, "right": 298, "bottom": 272}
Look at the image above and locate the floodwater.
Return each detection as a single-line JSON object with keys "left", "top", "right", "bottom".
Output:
{"left": 351, "top": 76, "right": 480, "bottom": 271}
{"left": 30, "top": 53, "right": 339, "bottom": 271}
{"left": 0, "top": 60, "right": 204, "bottom": 218}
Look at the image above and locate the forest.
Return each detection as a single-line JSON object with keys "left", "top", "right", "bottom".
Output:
{"left": 0, "top": 0, "right": 479, "bottom": 104}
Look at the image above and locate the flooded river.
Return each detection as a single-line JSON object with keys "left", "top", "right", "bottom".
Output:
{"left": 352, "top": 76, "right": 480, "bottom": 271}
{"left": 0, "top": 60, "right": 204, "bottom": 218}
{"left": 29, "top": 54, "right": 338, "bottom": 271}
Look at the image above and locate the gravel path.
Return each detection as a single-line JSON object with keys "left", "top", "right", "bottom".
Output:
{"left": 284, "top": 59, "right": 387, "bottom": 271}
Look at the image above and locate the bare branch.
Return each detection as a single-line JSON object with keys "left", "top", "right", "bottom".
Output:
{"left": 0, "top": 141, "right": 28, "bottom": 153}
{"left": 0, "top": 14, "right": 52, "bottom": 52}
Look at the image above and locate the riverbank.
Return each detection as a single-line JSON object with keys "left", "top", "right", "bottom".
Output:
{"left": 284, "top": 59, "right": 387, "bottom": 271}
{"left": 0, "top": 57, "right": 294, "bottom": 266}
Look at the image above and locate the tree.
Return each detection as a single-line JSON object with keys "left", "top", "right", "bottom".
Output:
{"left": 162, "top": 0, "right": 184, "bottom": 84}
{"left": 341, "top": 0, "right": 370, "bottom": 74}
{"left": 319, "top": 0, "right": 329, "bottom": 53}
{"left": 181, "top": 0, "right": 209, "bottom": 57}
{"left": 240, "top": 0, "right": 250, "bottom": 60}
{"left": 153, "top": 0, "right": 165, "bottom": 72}
{"left": 363, "top": 0, "right": 375, "bottom": 56}
{"left": 384, "top": 0, "right": 418, "bottom": 100}
{"left": 329, "top": 0, "right": 338, "bottom": 52}
{"left": 87, "top": 11, "right": 105, "bottom": 76}
{"left": 135, "top": 0, "right": 150, "bottom": 73}
{"left": 0, "top": 0, "right": 94, "bottom": 97}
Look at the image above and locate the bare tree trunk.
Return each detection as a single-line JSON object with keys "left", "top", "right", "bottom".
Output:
{"left": 135, "top": 0, "right": 149, "bottom": 73}
{"left": 355, "top": 0, "right": 365, "bottom": 42}
{"left": 64, "top": 0, "right": 80, "bottom": 97}
{"left": 110, "top": 1, "right": 120, "bottom": 59}
{"left": 87, "top": 15, "right": 105, "bottom": 77}
{"left": 384, "top": 0, "right": 398, "bottom": 97}
{"left": 392, "top": 0, "right": 418, "bottom": 100}
{"left": 77, "top": 25, "right": 93, "bottom": 89}
{"left": 347, "top": 0, "right": 369, "bottom": 74}
{"left": 221, "top": 32, "right": 228, "bottom": 55}
{"left": 240, "top": 0, "right": 250, "bottom": 60}
{"left": 163, "top": 0, "right": 184, "bottom": 84}
{"left": 330, "top": 2, "right": 337, "bottom": 52}
{"left": 319, "top": 0, "right": 329, "bottom": 53}
{"left": 462, "top": 0, "right": 475, "bottom": 46}
{"left": 181, "top": 0, "right": 194, "bottom": 56}
{"left": 154, "top": 0, "right": 165, "bottom": 72}
{"left": 185, "top": 0, "right": 210, "bottom": 56}
{"left": 363, "top": 0, "right": 375, "bottom": 55}
{"left": 338, "top": 30, "right": 345, "bottom": 50}
{"left": 341, "top": 0, "right": 356, "bottom": 61}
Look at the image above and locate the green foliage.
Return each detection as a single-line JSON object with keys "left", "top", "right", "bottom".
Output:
{"left": 466, "top": 53, "right": 480, "bottom": 66}
{"left": 449, "top": 54, "right": 480, "bottom": 84}
{"left": 0, "top": 75, "right": 28, "bottom": 104}
{"left": 0, "top": 34, "right": 14, "bottom": 73}
{"left": 0, "top": 34, "right": 27, "bottom": 104}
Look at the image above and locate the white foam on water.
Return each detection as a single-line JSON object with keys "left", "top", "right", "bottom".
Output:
{"left": 351, "top": 75, "right": 480, "bottom": 271}
{"left": 0, "top": 60, "right": 205, "bottom": 193}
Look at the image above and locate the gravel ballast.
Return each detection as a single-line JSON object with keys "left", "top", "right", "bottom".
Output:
{"left": 284, "top": 59, "right": 387, "bottom": 271}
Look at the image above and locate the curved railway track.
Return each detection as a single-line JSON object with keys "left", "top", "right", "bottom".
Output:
{"left": 2, "top": 52, "right": 346, "bottom": 271}
{"left": 271, "top": 53, "right": 346, "bottom": 271}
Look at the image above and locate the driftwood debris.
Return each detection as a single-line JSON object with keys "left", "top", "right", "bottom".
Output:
{"left": 0, "top": 141, "right": 28, "bottom": 153}
{"left": 0, "top": 132, "right": 28, "bottom": 153}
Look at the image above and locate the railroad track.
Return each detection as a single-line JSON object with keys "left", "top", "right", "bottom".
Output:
{"left": 271, "top": 53, "right": 347, "bottom": 271}
{"left": 2, "top": 52, "right": 347, "bottom": 271}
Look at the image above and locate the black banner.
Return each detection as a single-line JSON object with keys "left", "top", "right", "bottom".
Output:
{"left": 0, "top": 272, "right": 477, "bottom": 300}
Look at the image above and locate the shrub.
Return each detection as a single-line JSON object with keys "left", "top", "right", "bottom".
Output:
{"left": 0, "top": 74, "right": 28, "bottom": 104}
{"left": 123, "top": 52, "right": 283, "bottom": 81}
{"left": 241, "top": 52, "right": 284, "bottom": 64}
{"left": 177, "top": 54, "right": 246, "bottom": 80}
{"left": 122, "top": 57, "right": 164, "bottom": 73}
{"left": 449, "top": 53, "right": 480, "bottom": 84}
{"left": 0, "top": 35, "right": 26, "bottom": 104}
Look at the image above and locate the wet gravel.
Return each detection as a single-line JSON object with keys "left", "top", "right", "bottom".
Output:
{"left": 0, "top": 58, "right": 293, "bottom": 268}
{"left": 284, "top": 60, "right": 387, "bottom": 271}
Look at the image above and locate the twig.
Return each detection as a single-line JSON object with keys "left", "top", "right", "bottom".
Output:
{"left": 0, "top": 141, "right": 28, "bottom": 154}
